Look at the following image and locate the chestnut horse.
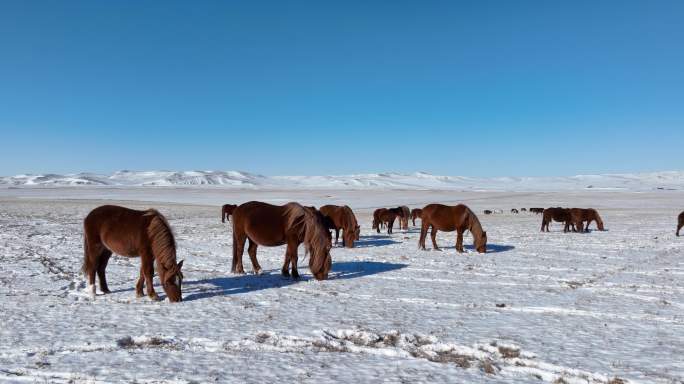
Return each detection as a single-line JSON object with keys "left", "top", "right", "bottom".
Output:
{"left": 221, "top": 204, "right": 237, "bottom": 223}
{"left": 319, "top": 204, "right": 360, "bottom": 248}
{"left": 419, "top": 204, "right": 487, "bottom": 253}
{"left": 541, "top": 207, "right": 572, "bottom": 232}
{"left": 677, "top": 211, "right": 684, "bottom": 236}
{"left": 530, "top": 208, "right": 544, "bottom": 214}
{"left": 83, "top": 205, "right": 184, "bottom": 302}
{"left": 231, "top": 201, "right": 332, "bottom": 280}
{"left": 570, "top": 208, "right": 605, "bottom": 232}
{"left": 410, "top": 208, "right": 422, "bottom": 226}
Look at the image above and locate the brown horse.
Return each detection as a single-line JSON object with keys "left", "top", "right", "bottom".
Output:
{"left": 372, "top": 208, "right": 400, "bottom": 234}
{"left": 570, "top": 208, "right": 605, "bottom": 232}
{"left": 319, "top": 204, "right": 360, "bottom": 248}
{"left": 83, "top": 205, "right": 184, "bottom": 302}
{"left": 419, "top": 204, "right": 487, "bottom": 253}
{"left": 398, "top": 206, "right": 410, "bottom": 230}
{"left": 410, "top": 208, "right": 422, "bottom": 226}
{"left": 231, "top": 201, "right": 332, "bottom": 280}
{"left": 521, "top": 208, "right": 527, "bottom": 212}
{"left": 541, "top": 207, "right": 572, "bottom": 232}
{"left": 530, "top": 208, "right": 544, "bottom": 214}
{"left": 221, "top": 204, "right": 237, "bottom": 223}
{"left": 678, "top": 211, "right": 684, "bottom": 236}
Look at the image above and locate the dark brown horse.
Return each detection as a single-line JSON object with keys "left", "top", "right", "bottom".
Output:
{"left": 541, "top": 207, "right": 572, "bottom": 232}
{"left": 319, "top": 205, "right": 360, "bottom": 248}
{"left": 511, "top": 209, "right": 519, "bottom": 214}
{"left": 570, "top": 208, "right": 605, "bottom": 232}
{"left": 221, "top": 204, "right": 237, "bottom": 223}
{"left": 419, "top": 204, "right": 487, "bottom": 253}
{"left": 530, "top": 208, "right": 544, "bottom": 214}
{"left": 678, "top": 211, "right": 683, "bottom": 237}
{"left": 521, "top": 208, "right": 527, "bottom": 212}
{"left": 483, "top": 210, "right": 493, "bottom": 215}
{"left": 410, "top": 208, "right": 422, "bottom": 226}
{"left": 372, "top": 208, "right": 400, "bottom": 234}
{"left": 83, "top": 205, "right": 184, "bottom": 302}
{"left": 231, "top": 201, "right": 332, "bottom": 280}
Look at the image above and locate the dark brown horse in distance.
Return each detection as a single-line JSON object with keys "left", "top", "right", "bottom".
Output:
{"left": 511, "top": 209, "right": 519, "bottom": 214}
{"left": 410, "top": 208, "right": 422, "bottom": 226}
{"left": 521, "top": 208, "right": 527, "bottom": 212}
{"left": 678, "top": 211, "right": 684, "bottom": 236}
{"left": 570, "top": 208, "right": 605, "bottom": 232}
{"left": 83, "top": 205, "right": 184, "bottom": 302}
{"left": 372, "top": 208, "right": 400, "bottom": 234}
{"left": 530, "top": 208, "right": 544, "bottom": 214}
{"left": 231, "top": 201, "right": 332, "bottom": 280}
{"left": 483, "top": 210, "right": 493, "bottom": 215}
{"left": 319, "top": 204, "right": 360, "bottom": 248}
{"left": 419, "top": 204, "right": 487, "bottom": 253}
{"left": 221, "top": 204, "right": 237, "bottom": 223}
{"left": 541, "top": 207, "right": 572, "bottom": 232}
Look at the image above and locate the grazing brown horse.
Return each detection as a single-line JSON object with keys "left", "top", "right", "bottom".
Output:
{"left": 541, "top": 207, "right": 572, "bottom": 232}
{"left": 419, "top": 204, "right": 487, "bottom": 253}
{"left": 483, "top": 210, "right": 493, "bottom": 215}
{"left": 569, "top": 208, "right": 605, "bottom": 232}
{"left": 319, "top": 205, "right": 360, "bottom": 248}
{"left": 530, "top": 208, "right": 544, "bottom": 214}
{"left": 231, "top": 201, "right": 332, "bottom": 280}
{"left": 83, "top": 205, "right": 184, "bottom": 302}
{"left": 410, "top": 208, "right": 422, "bottom": 226}
{"left": 221, "top": 204, "right": 237, "bottom": 223}
{"left": 678, "top": 211, "right": 684, "bottom": 237}
{"left": 511, "top": 209, "right": 519, "bottom": 214}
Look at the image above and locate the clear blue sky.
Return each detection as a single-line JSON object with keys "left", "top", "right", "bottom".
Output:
{"left": 1, "top": 1, "right": 682, "bottom": 177}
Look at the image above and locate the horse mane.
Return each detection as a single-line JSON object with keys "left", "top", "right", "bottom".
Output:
{"left": 144, "top": 209, "right": 177, "bottom": 272}
{"left": 341, "top": 205, "right": 356, "bottom": 231}
{"left": 283, "top": 203, "right": 329, "bottom": 273}
{"left": 464, "top": 206, "right": 484, "bottom": 239}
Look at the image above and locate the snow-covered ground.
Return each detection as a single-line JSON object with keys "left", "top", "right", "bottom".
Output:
{"left": 1, "top": 187, "right": 683, "bottom": 383}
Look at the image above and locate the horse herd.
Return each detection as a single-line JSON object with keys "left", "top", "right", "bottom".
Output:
{"left": 82, "top": 203, "right": 684, "bottom": 303}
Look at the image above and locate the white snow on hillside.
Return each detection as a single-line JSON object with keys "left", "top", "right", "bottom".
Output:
{"left": 1, "top": 170, "right": 683, "bottom": 191}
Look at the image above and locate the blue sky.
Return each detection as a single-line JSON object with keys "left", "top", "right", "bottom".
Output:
{"left": 1, "top": 1, "right": 682, "bottom": 176}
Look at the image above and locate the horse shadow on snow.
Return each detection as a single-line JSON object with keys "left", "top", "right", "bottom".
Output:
{"left": 182, "top": 261, "right": 407, "bottom": 301}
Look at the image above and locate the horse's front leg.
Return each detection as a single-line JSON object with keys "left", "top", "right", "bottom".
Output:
{"left": 247, "top": 239, "right": 262, "bottom": 275}
{"left": 285, "top": 242, "right": 299, "bottom": 279}
{"left": 431, "top": 226, "right": 441, "bottom": 251}
{"left": 456, "top": 230, "right": 464, "bottom": 253}
{"left": 136, "top": 264, "right": 145, "bottom": 298}
{"left": 141, "top": 252, "right": 159, "bottom": 301}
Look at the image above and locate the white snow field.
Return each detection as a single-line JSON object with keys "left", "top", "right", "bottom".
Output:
{"left": 0, "top": 186, "right": 683, "bottom": 383}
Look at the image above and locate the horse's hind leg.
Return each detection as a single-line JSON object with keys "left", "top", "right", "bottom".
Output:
{"left": 247, "top": 239, "right": 262, "bottom": 275}
{"left": 232, "top": 231, "right": 247, "bottom": 274}
{"left": 96, "top": 249, "right": 113, "bottom": 294}
{"left": 430, "top": 226, "right": 441, "bottom": 251}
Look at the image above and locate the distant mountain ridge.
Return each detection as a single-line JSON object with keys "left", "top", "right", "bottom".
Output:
{"left": 1, "top": 170, "right": 682, "bottom": 191}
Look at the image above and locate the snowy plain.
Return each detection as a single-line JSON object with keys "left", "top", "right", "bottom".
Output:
{"left": 0, "top": 174, "right": 683, "bottom": 383}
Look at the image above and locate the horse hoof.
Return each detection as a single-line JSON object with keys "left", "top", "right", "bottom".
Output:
{"left": 149, "top": 294, "right": 160, "bottom": 301}
{"left": 136, "top": 292, "right": 144, "bottom": 298}
{"left": 253, "top": 268, "right": 262, "bottom": 275}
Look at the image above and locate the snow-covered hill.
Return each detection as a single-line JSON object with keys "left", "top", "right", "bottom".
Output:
{"left": 1, "top": 170, "right": 682, "bottom": 191}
